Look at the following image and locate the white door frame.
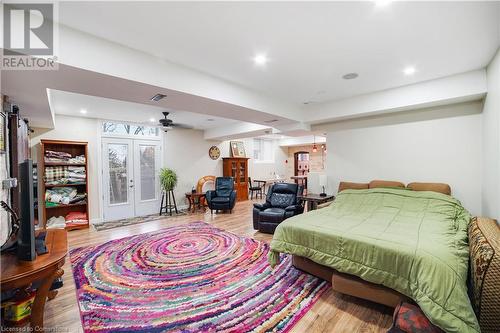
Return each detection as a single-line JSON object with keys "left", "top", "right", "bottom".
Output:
{"left": 98, "top": 120, "right": 164, "bottom": 222}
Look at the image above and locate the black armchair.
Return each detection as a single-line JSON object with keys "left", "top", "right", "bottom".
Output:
{"left": 206, "top": 177, "right": 237, "bottom": 213}
{"left": 253, "top": 182, "right": 304, "bottom": 233}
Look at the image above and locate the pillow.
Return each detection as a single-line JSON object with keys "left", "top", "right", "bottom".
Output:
{"left": 468, "top": 217, "right": 500, "bottom": 333}
{"left": 388, "top": 302, "right": 443, "bottom": 333}
{"left": 338, "top": 181, "right": 369, "bottom": 192}
{"left": 406, "top": 182, "right": 451, "bottom": 195}
{"left": 369, "top": 180, "right": 405, "bottom": 189}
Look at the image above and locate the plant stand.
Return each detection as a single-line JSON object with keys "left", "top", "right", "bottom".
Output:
{"left": 159, "top": 190, "right": 178, "bottom": 216}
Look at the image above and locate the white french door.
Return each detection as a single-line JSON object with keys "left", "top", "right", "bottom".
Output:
{"left": 102, "top": 138, "right": 161, "bottom": 221}
{"left": 133, "top": 140, "right": 161, "bottom": 216}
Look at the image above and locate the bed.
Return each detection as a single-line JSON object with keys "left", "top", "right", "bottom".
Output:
{"left": 269, "top": 182, "right": 479, "bottom": 333}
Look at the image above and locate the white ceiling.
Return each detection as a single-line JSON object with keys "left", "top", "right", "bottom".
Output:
{"left": 58, "top": 1, "right": 500, "bottom": 105}
{"left": 49, "top": 89, "right": 239, "bottom": 130}
{"left": 2, "top": 62, "right": 293, "bottom": 128}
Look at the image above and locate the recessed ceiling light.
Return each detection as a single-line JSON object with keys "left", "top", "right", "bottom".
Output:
{"left": 149, "top": 118, "right": 156, "bottom": 123}
{"left": 253, "top": 53, "right": 268, "bottom": 66}
{"left": 374, "top": 0, "right": 392, "bottom": 7}
{"left": 403, "top": 66, "right": 416, "bottom": 75}
{"left": 80, "top": 109, "right": 87, "bottom": 114}
{"left": 342, "top": 73, "right": 359, "bottom": 80}
{"left": 150, "top": 93, "right": 167, "bottom": 102}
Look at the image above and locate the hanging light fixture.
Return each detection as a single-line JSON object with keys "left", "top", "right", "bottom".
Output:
{"left": 312, "top": 135, "right": 318, "bottom": 153}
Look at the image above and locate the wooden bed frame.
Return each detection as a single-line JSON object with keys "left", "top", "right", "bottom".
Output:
{"left": 292, "top": 255, "right": 408, "bottom": 308}
{"left": 291, "top": 180, "right": 452, "bottom": 308}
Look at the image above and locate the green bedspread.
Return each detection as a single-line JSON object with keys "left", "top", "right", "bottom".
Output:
{"left": 269, "top": 188, "right": 479, "bottom": 333}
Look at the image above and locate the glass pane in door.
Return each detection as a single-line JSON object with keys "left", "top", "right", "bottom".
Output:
{"left": 140, "top": 145, "right": 156, "bottom": 200}
{"left": 108, "top": 144, "right": 128, "bottom": 204}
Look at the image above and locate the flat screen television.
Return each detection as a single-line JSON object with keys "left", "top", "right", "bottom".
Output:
{"left": 0, "top": 159, "right": 37, "bottom": 261}
{"left": 17, "top": 159, "right": 36, "bottom": 261}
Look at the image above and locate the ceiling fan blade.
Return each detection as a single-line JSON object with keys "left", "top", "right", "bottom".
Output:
{"left": 171, "top": 123, "right": 193, "bottom": 129}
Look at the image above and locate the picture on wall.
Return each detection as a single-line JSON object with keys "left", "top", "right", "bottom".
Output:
{"left": 230, "top": 141, "right": 246, "bottom": 158}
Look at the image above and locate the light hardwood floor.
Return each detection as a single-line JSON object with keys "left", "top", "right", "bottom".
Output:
{"left": 44, "top": 199, "right": 393, "bottom": 333}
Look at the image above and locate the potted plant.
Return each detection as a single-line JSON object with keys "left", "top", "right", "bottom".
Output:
{"left": 159, "top": 168, "right": 178, "bottom": 191}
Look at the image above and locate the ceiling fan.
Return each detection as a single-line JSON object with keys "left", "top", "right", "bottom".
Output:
{"left": 158, "top": 112, "right": 193, "bottom": 131}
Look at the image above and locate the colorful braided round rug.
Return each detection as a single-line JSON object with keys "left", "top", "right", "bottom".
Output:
{"left": 70, "top": 222, "right": 328, "bottom": 332}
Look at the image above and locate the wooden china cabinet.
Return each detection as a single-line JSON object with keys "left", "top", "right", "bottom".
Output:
{"left": 222, "top": 157, "right": 249, "bottom": 201}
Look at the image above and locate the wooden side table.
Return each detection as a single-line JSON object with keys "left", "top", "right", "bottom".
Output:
{"left": 298, "top": 194, "right": 335, "bottom": 211}
{"left": 185, "top": 192, "right": 206, "bottom": 213}
{"left": 1, "top": 229, "right": 68, "bottom": 331}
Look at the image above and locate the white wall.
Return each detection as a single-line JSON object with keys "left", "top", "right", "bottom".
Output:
{"left": 219, "top": 138, "right": 288, "bottom": 180}
{"left": 482, "top": 48, "right": 500, "bottom": 220}
{"left": 325, "top": 102, "right": 483, "bottom": 215}
{"left": 162, "top": 129, "right": 222, "bottom": 207}
{"left": 31, "top": 115, "right": 101, "bottom": 222}
{"left": 163, "top": 134, "right": 287, "bottom": 206}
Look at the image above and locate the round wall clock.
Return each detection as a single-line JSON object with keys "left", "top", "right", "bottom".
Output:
{"left": 208, "top": 146, "right": 220, "bottom": 160}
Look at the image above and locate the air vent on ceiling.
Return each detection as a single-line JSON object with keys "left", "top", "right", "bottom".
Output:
{"left": 342, "top": 73, "right": 358, "bottom": 80}
{"left": 264, "top": 119, "right": 278, "bottom": 123}
{"left": 150, "top": 93, "right": 167, "bottom": 102}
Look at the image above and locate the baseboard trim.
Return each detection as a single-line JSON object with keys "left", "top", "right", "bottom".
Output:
{"left": 90, "top": 218, "right": 103, "bottom": 225}
{"left": 92, "top": 205, "right": 190, "bottom": 224}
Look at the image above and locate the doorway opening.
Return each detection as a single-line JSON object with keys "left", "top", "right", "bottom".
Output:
{"left": 293, "top": 151, "right": 309, "bottom": 192}
{"left": 100, "top": 121, "right": 162, "bottom": 221}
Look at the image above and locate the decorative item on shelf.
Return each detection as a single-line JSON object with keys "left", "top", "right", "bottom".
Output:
{"left": 319, "top": 174, "right": 327, "bottom": 197}
{"left": 229, "top": 141, "right": 246, "bottom": 158}
{"left": 159, "top": 168, "right": 178, "bottom": 216}
{"left": 191, "top": 186, "right": 196, "bottom": 194}
{"left": 208, "top": 146, "right": 220, "bottom": 160}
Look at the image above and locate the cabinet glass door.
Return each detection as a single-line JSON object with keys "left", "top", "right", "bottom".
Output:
{"left": 239, "top": 161, "right": 246, "bottom": 183}
{"left": 231, "top": 161, "right": 237, "bottom": 178}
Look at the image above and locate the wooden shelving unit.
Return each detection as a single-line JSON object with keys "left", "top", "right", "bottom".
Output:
{"left": 45, "top": 183, "right": 86, "bottom": 188}
{"left": 222, "top": 157, "right": 249, "bottom": 201}
{"left": 44, "top": 162, "right": 86, "bottom": 167}
{"left": 39, "top": 140, "right": 89, "bottom": 230}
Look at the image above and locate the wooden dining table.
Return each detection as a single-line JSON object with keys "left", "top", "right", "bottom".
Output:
{"left": 290, "top": 175, "right": 308, "bottom": 192}
{"left": 252, "top": 177, "right": 286, "bottom": 195}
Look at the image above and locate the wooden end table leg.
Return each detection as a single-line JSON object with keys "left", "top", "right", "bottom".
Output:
{"left": 47, "top": 290, "right": 58, "bottom": 300}
{"left": 30, "top": 267, "right": 64, "bottom": 331}
{"left": 187, "top": 195, "right": 192, "bottom": 212}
